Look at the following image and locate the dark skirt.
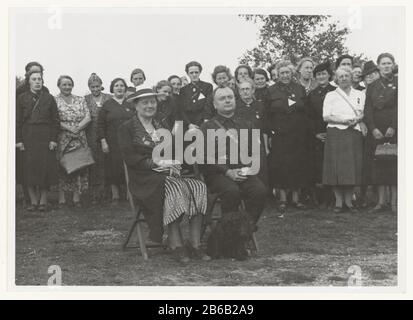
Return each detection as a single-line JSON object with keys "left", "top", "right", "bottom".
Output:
{"left": 104, "top": 142, "right": 125, "bottom": 186}
{"left": 322, "top": 127, "right": 363, "bottom": 186}
{"left": 268, "top": 131, "right": 312, "bottom": 189}
{"left": 365, "top": 135, "right": 397, "bottom": 185}
{"left": 313, "top": 139, "right": 325, "bottom": 184}
{"left": 21, "top": 123, "right": 58, "bottom": 188}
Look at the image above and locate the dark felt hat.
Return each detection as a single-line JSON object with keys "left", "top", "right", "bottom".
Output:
{"left": 361, "top": 61, "right": 379, "bottom": 78}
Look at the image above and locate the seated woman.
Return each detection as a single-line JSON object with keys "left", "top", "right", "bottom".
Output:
{"left": 118, "top": 87, "right": 210, "bottom": 263}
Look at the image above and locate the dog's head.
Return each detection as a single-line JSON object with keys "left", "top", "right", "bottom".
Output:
{"left": 221, "top": 210, "right": 257, "bottom": 240}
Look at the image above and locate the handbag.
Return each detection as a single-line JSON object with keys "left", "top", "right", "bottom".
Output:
{"left": 375, "top": 142, "right": 397, "bottom": 159}
{"left": 60, "top": 138, "right": 95, "bottom": 174}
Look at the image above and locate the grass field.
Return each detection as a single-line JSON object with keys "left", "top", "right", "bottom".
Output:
{"left": 15, "top": 196, "right": 397, "bottom": 286}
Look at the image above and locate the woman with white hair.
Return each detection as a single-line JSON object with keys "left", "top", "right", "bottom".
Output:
{"left": 322, "top": 67, "right": 367, "bottom": 213}
{"left": 266, "top": 60, "right": 313, "bottom": 211}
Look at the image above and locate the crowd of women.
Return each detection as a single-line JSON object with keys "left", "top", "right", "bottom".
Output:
{"left": 15, "top": 53, "right": 398, "bottom": 260}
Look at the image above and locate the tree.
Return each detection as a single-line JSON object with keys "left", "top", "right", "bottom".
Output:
{"left": 239, "top": 15, "right": 366, "bottom": 68}
{"left": 16, "top": 75, "right": 25, "bottom": 88}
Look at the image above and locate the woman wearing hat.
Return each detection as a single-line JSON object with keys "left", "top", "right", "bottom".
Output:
{"left": 16, "top": 70, "right": 59, "bottom": 212}
{"left": 364, "top": 53, "right": 398, "bottom": 213}
{"left": 266, "top": 60, "right": 313, "bottom": 211}
{"left": 322, "top": 67, "right": 366, "bottom": 213}
{"left": 84, "top": 73, "right": 112, "bottom": 204}
{"left": 362, "top": 61, "right": 380, "bottom": 87}
{"left": 307, "top": 62, "right": 336, "bottom": 208}
{"left": 97, "top": 78, "right": 134, "bottom": 205}
{"left": 118, "top": 88, "right": 209, "bottom": 263}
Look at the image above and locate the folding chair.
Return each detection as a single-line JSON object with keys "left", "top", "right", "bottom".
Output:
{"left": 122, "top": 162, "right": 165, "bottom": 260}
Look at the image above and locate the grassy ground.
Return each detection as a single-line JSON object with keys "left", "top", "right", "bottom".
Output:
{"left": 15, "top": 196, "right": 397, "bottom": 286}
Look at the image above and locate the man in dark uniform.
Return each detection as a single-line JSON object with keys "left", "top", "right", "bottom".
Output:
{"left": 178, "top": 61, "right": 214, "bottom": 129}
{"left": 200, "top": 86, "right": 267, "bottom": 224}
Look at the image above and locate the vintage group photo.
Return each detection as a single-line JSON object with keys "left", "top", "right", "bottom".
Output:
{"left": 11, "top": 7, "right": 402, "bottom": 287}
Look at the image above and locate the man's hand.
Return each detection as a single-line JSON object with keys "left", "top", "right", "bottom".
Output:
{"left": 16, "top": 142, "right": 25, "bottom": 151}
{"left": 385, "top": 127, "right": 395, "bottom": 138}
{"left": 49, "top": 141, "right": 58, "bottom": 151}
{"left": 372, "top": 128, "right": 384, "bottom": 140}
{"left": 225, "top": 169, "right": 248, "bottom": 182}
{"left": 315, "top": 133, "right": 327, "bottom": 142}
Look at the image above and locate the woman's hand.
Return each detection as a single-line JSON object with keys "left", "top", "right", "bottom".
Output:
{"left": 49, "top": 141, "right": 58, "bottom": 151}
{"left": 101, "top": 139, "right": 109, "bottom": 153}
{"left": 385, "top": 127, "right": 395, "bottom": 138}
{"left": 225, "top": 169, "right": 247, "bottom": 182}
{"left": 188, "top": 123, "right": 199, "bottom": 130}
{"left": 71, "top": 125, "right": 81, "bottom": 135}
{"left": 372, "top": 128, "right": 384, "bottom": 140}
{"left": 16, "top": 142, "right": 25, "bottom": 151}
{"left": 316, "top": 133, "right": 327, "bottom": 142}
{"left": 359, "top": 122, "right": 368, "bottom": 137}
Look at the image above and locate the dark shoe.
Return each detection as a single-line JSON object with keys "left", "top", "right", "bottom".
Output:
{"left": 347, "top": 206, "right": 359, "bottom": 214}
{"left": 369, "top": 204, "right": 386, "bottom": 213}
{"left": 171, "top": 247, "right": 190, "bottom": 263}
{"left": 278, "top": 202, "right": 287, "bottom": 213}
{"left": 38, "top": 204, "right": 48, "bottom": 212}
{"left": 333, "top": 206, "right": 344, "bottom": 214}
{"left": 293, "top": 202, "right": 306, "bottom": 210}
{"left": 73, "top": 201, "right": 82, "bottom": 209}
{"left": 111, "top": 199, "right": 120, "bottom": 207}
{"left": 58, "top": 202, "right": 66, "bottom": 209}
{"left": 186, "top": 243, "right": 211, "bottom": 261}
{"left": 26, "top": 204, "right": 37, "bottom": 212}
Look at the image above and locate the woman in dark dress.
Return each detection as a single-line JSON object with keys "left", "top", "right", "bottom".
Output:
{"left": 16, "top": 62, "right": 45, "bottom": 206}
{"left": 266, "top": 60, "right": 313, "bottom": 211}
{"left": 235, "top": 79, "right": 269, "bottom": 187}
{"left": 296, "top": 57, "right": 318, "bottom": 95}
{"left": 97, "top": 78, "right": 134, "bottom": 205}
{"left": 178, "top": 61, "right": 214, "bottom": 129}
{"left": 154, "top": 80, "right": 178, "bottom": 130}
{"left": 119, "top": 88, "right": 209, "bottom": 263}
{"left": 84, "top": 73, "right": 112, "bottom": 204}
{"left": 16, "top": 71, "right": 59, "bottom": 211}
{"left": 307, "top": 62, "right": 336, "bottom": 208}
{"left": 364, "top": 53, "right": 398, "bottom": 213}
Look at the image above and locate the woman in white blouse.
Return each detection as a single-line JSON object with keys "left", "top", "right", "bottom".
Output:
{"left": 322, "top": 67, "right": 367, "bottom": 213}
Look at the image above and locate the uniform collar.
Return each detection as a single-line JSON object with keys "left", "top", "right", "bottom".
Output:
{"left": 215, "top": 112, "right": 236, "bottom": 126}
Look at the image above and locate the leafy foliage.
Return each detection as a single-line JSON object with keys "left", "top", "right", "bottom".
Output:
{"left": 239, "top": 15, "right": 366, "bottom": 68}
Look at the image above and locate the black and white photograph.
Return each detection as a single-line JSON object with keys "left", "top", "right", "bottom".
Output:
{"left": 7, "top": 4, "right": 405, "bottom": 291}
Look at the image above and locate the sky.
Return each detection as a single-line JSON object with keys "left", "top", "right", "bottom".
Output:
{"left": 11, "top": 6, "right": 404, "bottom": 96}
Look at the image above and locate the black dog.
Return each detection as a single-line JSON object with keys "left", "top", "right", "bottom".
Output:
{"left": 206, "top": 210, "right": 257, "bottom": 261}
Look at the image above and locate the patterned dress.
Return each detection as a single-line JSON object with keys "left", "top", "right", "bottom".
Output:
{"left": 55, "top": 94, "right": 90, "bottom": 193}
{"left": 85, "top": 93, "right": 112, "bottom": 199}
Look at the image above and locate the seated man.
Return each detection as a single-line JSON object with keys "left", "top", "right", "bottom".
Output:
{"left": 200, "top": 86, "right": 268, "bottom": 224}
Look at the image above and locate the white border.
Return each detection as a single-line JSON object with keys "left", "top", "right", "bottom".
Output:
{"left": 1, "top": 1, "right": 410, "bottom": 299}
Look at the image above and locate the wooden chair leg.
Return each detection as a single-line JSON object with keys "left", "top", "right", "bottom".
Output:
{"left": 122, "top": 218, "right": 139, "bottom": 250}
{"left": 135, "top": 215, "right": 148, "bottom": 260}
